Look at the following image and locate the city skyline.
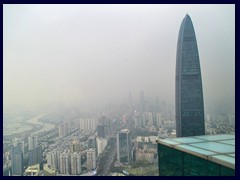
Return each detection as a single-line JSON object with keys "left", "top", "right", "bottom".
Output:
{"left": 3, "top": 4, "right": 235, "bottom": 113}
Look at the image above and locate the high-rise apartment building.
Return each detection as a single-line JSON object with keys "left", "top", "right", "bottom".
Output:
{"left": 175, "top": 14, "right": 205, "bottom": 137}
{"left": 46, "top": 150, "right": 59, "bottom": 170}
{"left": 59, "top": 152, "right": 70, "bottom": 174}
{"left": 70, "top": 152, "right": 81, "bottom": 175}
{"left": 70, "top": 139, "right": 81, "bottom": 153}
{"left": 79, "top": 118, "right": 97, "bottom": 131}
{"left": 86, "top": 148, "right": 96, "bottom": 171}
{"left": 28, "top": 135, "right": 38, "bottom": 151}
{"left": 96, "top": 137, "right": 107, "bottom": 156}
{"left": 58, "top": 122, "right": 69, "bottom": 137}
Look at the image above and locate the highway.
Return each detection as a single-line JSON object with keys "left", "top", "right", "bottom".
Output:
{"left": 97, "top": 136, "right": 117, "bottom": 176}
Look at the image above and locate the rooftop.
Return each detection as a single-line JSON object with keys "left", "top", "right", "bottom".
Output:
{"left": 157, "top": 134, "right": 235, "bottom": 169}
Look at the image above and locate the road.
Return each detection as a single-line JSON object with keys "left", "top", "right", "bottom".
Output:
{"left": 97, "top": 137, "right": 117, "bottom": 176}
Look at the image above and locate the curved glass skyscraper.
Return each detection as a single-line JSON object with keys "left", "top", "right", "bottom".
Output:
{"left": 176, "top": 14, "right": 205, "bottom": 137}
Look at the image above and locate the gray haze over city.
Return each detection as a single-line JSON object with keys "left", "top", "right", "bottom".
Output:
{"left": 3, "top": 4, "right": 235, "bottom": 112}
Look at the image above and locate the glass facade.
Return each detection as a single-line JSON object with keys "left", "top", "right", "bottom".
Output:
{"left": 157, "top": 134, "right": 235, "bottom": 176}
{"left": 117, "top": 129, "right": 131, "bottom": 164}
{"left": 176, "top": 14, "right": 205, "bottom": 137}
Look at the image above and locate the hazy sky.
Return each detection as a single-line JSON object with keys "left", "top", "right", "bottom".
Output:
{"left": 3, "top": 4, "right": 235, "bottom": 111}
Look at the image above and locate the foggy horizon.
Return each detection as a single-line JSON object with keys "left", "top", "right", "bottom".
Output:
{"left": 3, "top": 4, "right": 235, "bottom": 113}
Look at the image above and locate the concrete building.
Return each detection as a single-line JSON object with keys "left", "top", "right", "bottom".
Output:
{"left": 96, "top": 137, "right": 107, "bottom": 156}
{"left": 70, "top": 139, "right": 81, "bottom": 153}
{"left": 135, "top": 150, "right": 155, "bottom": 163}
{"left": 58, "top": 122, "right": 69, "bottom": 137}
{"left": 46, "top": 150, "right": 59, "bottom": 170}
{"left": 43, "top": 164, "right": 56, "bottom": 176}
{"left": 24, "top": 164, "right": 40, "bottom": 176}
{"left": 156, "top": 113, "right": 163, "bottom": 128}
{"left": 59, "top": 152, "right": 70, "bottom": 174}
{"left": 80, "top": 118, "right": 97, "bottom": 131}
{"left": 86, "top": 148, "right": 96, "bottom": 171}
{"left": 70, "top": 152, "right": 81, "bottom": 175}
{"left": 28, "top": 135, "right": 38, "bottom": 151}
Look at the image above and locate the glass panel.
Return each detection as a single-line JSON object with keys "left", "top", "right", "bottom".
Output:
{"left": 218, "top": 140, "right": 235, "bottom": 146}
{"left": 171, "top": 137, "right": 204, "bottom": 144}
{"left": 176, "top": 144, "right": 216, "bottom": 156}
{"left": 194, "top": 134, "right": 235, "bottom": 141}
{"left": 159, "top": 139, "right": 180, "bottom": 145}
{"left": 191, "top": 142, "right": 234, "bottom": 154}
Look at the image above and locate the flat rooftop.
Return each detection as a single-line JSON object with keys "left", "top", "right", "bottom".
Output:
{"left": 157, "top": 134, "right": 235, "bottom": 169}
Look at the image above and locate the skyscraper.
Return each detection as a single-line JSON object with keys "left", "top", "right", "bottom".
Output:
{"left": 29, "top": 146, "right": 42, "bottom": 166}
{"left": 96, "top": 137, "right": 107, "bottom": 156}
{"left": 11, "top": 144, "right": 23, "bottom": 176}
{"left": 58, "top": 122, "right": 69, "bottom": 137}
{"left": 70, "top": 139, "right": 81, "bottom": 153}
{"left": 86, "top": 148, "right": 96, "bottom": 171}
{"left": 117, "top": 129, "right": 132, "bottom": 164}
{"left": 28, "top": 135, "right": 38, "bottom": 151}
{"left": 70, "top": 152, "right": 81, "bottom": 175}
{"left": 175, "top": 14, "right": 205, "bottom": 137}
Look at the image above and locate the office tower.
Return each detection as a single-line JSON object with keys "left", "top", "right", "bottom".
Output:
{"left": 87, "top": 136, "right": 96, "bottom": 149}
{"left": 96, "top": 137, "right": 107, "bottom": 156}
{"left": 70, "top": 152, "right": 81, "bottom": 175}
{"left": 86, "top": 148, "right": 96, "bottom": 171}
{"left": 13, "top": 138, "right": 25, "bottom": 156}
{"left": 70, "top": 139, "right": 81, "bottom": 153}
{"left": 58, "top": 122, "right": 68, "bottom": 137}
{"left": 28, "top": 135, "right": 38, "bottom": 151}
{"left": 175, "top": 14, "right": 205, "bottom": 137}
{"left": 28, "top": 146, "right": 42, "bottom": 166}
{"left": 97, "top": 124, "right": 107, "bottom": 138}
{"left": 11, "top": 144, "right": 23, "bottom": 176}
{"left": 139, "top": 91, "right": 145, "bottom": 113}
{"left": 117, "top": 129, "right": 131, "bottom": 164}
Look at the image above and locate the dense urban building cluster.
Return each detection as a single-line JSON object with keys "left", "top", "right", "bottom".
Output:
{"left": 3, "top": 14, "right": 235, "bottom": 176}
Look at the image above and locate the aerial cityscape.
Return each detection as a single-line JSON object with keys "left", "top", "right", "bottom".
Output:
{"left": 3, "top": 4, "right": 235, "bottom": 176}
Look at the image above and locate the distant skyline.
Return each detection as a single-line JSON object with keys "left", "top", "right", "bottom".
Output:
{"left": 3, "top": 4, "right": 235, "bottom": 112}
